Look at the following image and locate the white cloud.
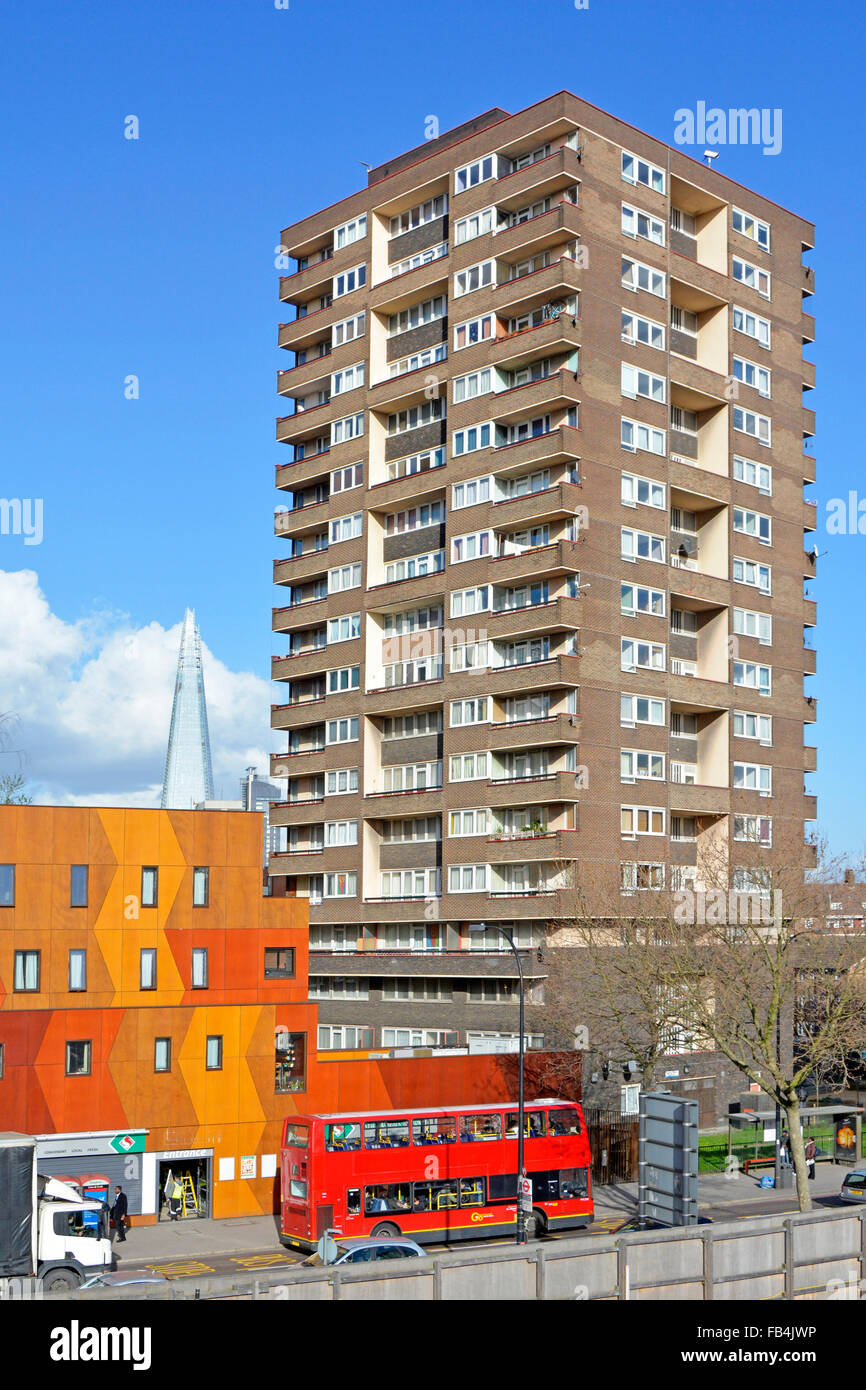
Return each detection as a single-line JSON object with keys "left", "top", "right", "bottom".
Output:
{"left": 0, "top": 569, "right": 273, "bottom": 805}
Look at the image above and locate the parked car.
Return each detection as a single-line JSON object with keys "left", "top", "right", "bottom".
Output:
{"left": 301, "top": 1236, "right": 426, "bottom": 1267}
{"left": 79, "top": 1268, "right": 170, "bottom": 1289}
{"left": 839, "top": 1170, "right": 866, "bottom": 1204}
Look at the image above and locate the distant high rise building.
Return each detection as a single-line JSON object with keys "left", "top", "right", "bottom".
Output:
{"left": 161, "top": 608, "right": 215, "bottom": 809}
{"left": 241, "top": 766, "right": 285, "bottom": 863}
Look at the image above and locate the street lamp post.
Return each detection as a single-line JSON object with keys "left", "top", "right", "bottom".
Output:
{"left": 471, "top": 922, "right": 527, "bottom": 1245}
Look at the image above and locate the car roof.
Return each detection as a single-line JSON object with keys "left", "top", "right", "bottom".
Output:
{"left": 335, "top": 1236, "right": 422, "bottom": 1249}
{"left": 102, "top": 1269, "right": 168, "bottom": 1283}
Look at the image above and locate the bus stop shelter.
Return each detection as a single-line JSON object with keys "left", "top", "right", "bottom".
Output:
{"left": 727, "top": 1105, "right": 863, "bottom": 1176}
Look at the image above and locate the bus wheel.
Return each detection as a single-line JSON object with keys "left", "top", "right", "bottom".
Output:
{"left": 525, "top": 1209, "right": 547, "bottom": 1239}
{"left": 371, "top": 1222, "right": 401, "bottom": 1238}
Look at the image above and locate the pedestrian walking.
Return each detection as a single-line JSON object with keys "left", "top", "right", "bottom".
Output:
{"left": 110, "top": 1185, "right": 128, "bottom": 1242}
{"left": 780, "top": 1129, "right": 790, "bottom": 1167}
{"left": 168, "top": 1174, "right": 184, "bottom": 1221}
{"left": 805, "top": 1136, "right": 817, "bottom": 1180}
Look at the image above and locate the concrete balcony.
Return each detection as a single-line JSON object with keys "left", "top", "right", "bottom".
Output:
{"left": 486, "top": 653, "right": 580, "bottom": 698}
{"left": 273, "top": 548, "right": 331, "bottom": 587}
{"left": 492, "top": 425, "right": 582, "bottom": 474}
{"left": 278, "top": 251, "right": 335, "bottom": 305}
{"left": 276, "top": 400, "right": 334, "bottom": 445}
{"left": 802, "top": 646, "right": 817, "bottom": 675}
{"left": 802, "top": 407, "right": 816, "bottom": 438}
{"left": 275, "top": 499, "right": 331, "bottom": 540}
{"left": 486, "top": 713, "right": 579, "bottom": 752}
{"left": 803, "top": 599, "right": 817, "bottom": 628}
{"left": 803, "top": 696, "right": 818, "bottom": 723}
{"left": 368, "top": 254, "right": 449, "bottom": 315}
{"left": 269, "top": 745, "right": 356, "bottom": 778}
{"left": 277, "top": 351, "right": 336, "bottom": 398}
{"left": 494, "top": 146, "right": 583, "bottom": 211}
{"left": 804, "top": 746, "right": 817, "bottom": 773}
{"left": 668, "top": 673, "right": 732, "bottom": 712}
{"left": 801, "top": 312, "right": 815, "bottom": 345}
{"left": 493, "top": 198, "right": 582, "bottom": 260}
{"left": 491, "top": 370, "right": 580, "bottom": 425}
{"left": 273, "top": 638, "right": 362, "bottom": 683}
{"left": 269, "top": 846, "right": 327, "bottom": 876}
{"left": 487, "top": 314, "right": 580, "bottom": 373}
{"left": 668, "top": 783, "right": 731, "bottom": 815}
{"left": 668, "top": 356, "right": 729, "bottom": 403}
{"left": 273, "top": 598, "right": 328, "bottom": 633}
{"left": 365, "top": 569, "right": 447, "bottom": 612}
{"left": 803, "top": 500, "right": 817, "bottom": 534}
{"left": 366, "top": 464, "right": 448, "bottom": 512}
{"left": 483, "top": 829, "right": 578, "bottom": 863}
{"left": 270, "top": 798, "right": 328, "bottom": 827}
{"left": 494, "top": 256, "right": 581, "bottom": 319}
{"left": 363, "top": 784, "right": 445, "bottom": 816}
{"left": 278, "top": 303, "right": 343, "bottom": 353}
{"left": 366, "top": 365, "right": 447, "bottom": 415}
{"left": 802, "top": 452, "right": 816, "bottom": 484}
{"left": 487, "top": 597, "right": 581, "bottom": 643}
{"left": 490, "top": 481, "right": 582, "bottom": 531}
{"left": 276, "top": 450, "right": 332, "bottom": 493}
{"left": 801, "top": 264, "right": 815, "bottom": 298}
{"left": 486, "top": 769, "right": 581, "bottom": 808}
{"left": 489, "top": 538, "right": 581, "bottom": 583}
{"left": 801, "top": 359, "right": 816, "bottom": 391}
{"left": 803, "top": 794, "right": 818, "bottom": 820}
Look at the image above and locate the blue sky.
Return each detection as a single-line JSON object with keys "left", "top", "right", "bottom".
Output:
{"left": 0, "top": 0, "right": 862, "bottom": 853}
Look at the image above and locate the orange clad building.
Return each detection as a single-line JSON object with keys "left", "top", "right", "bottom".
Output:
{"left": 0, "top": 806, "right": 546, "bottom": 1221}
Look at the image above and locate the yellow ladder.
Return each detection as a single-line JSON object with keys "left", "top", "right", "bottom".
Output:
{"left": 178, "top": 1170, "right": 198, "bottom": 1214}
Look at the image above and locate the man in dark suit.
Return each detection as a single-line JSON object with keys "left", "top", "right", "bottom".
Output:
{"left": 111, "top": 1185, "right": 128, "bottom": 1242}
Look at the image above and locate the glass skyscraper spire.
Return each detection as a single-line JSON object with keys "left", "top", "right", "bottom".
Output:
{"left": 160, "top": 608, "right": 215, "bottom": 809}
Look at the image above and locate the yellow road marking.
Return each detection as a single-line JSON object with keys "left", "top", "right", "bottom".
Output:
{"left": 154, "top": 1260, "right": 215, "bottom": 1278}
{"left": 230, "top": 1254, "right": 297, "bottom": 1268}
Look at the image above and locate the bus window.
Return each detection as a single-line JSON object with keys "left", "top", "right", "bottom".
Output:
{"left": 284, "top": 1123, "right": 309, "bottom": 1148}
{"left": 413, "top": 1180, "right": 459, "bottom": 1212}
{"left": 347, "top": 1188, "right": 361, "bottom": 1215}
{"left": 459, "top": 1113, "right": 502, "bottom": 1143}
{"left": 412, "top": 1115, "right": 456, "bottom": 1146}
{"left": 559, "top": 1168, "right": 589, "bottom": 1200}
{"left": 289, "top": 1178, "right": 308, "bottom": 1202}
{"left": 548, "top": 1107, "right": 583, "bottom": 1136}
{"left": 325, "top": 1122, "right": 361, "bottom": 1151}
{"left": 459, "top": 1178, "right": 486, "bottom": 1207}
{"left": 364, "top": 1184, "right": 411, "bottom": 1214}
{"left": 364, "top": 1119, "right": 410, "bottom": 1150}
{"left": 505, "top": 1111, "right": 546, "bottom": 1138}
{"left": 488, "top": 1174, "right": 518, "bottom": 1202}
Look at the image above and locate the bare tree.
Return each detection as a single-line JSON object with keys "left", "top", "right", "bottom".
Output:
{"left": 0, "top": 714, "right": 31, "bottom": 803}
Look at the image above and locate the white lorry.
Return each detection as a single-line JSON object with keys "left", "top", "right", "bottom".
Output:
{"left": 0, "top": 1132, "right": 114, "bottom": 1292}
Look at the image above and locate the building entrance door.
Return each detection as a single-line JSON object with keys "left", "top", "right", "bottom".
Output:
{"left": 158, "top": 1159, "right": 210, "bottom": 1220}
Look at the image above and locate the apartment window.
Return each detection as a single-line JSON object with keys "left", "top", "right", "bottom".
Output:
{"left": 622, "top": 257, "right": 665, "bottom": 297}
{"left": 331, "top": 413, "right": 364, "bottom": 446}
{"left": 70, "top": 865, "right": 88, "bottom": 908}
{"left": 621, "top": 583, "right": 665, "bottom": 617}
{"left": 670, "top": 305, "right": 698, "bottom": 336}
{"left": 449, "top": 864, "right": 488, "bottom": 893}
{"left": 732, "top": 207, "right": 770, "bottom": 250}
{"left": 505, "top": 693, "right": 550, "bottom": 723}
{"left": 331, "top": 362, "right": 365, "bottom": 395}
{"left": 621, "top": 638, "right": 665, "bottom": 671}
{"left": 13, "top": 950, "right": 40, "bottom": 992}
{"left": 453, "top": 207, "right": 496, "bottom": 245}
{"left": 734, "top": 509, "right": 772, "bottom": 547}
{"left": 621, "top": 806, "right": 665, "bottom": 836}
{"left": 329, "top": 562, "right": 362, "bottom": 593}
{"left": 733, "top": 661, "right": 772, "bottom": 695}
{"left": 450, "top": 752, "right": 489, "bottom": 782}
{"left": 390, "top": 344, "right": 447, "bottom": 379}
{"left": 449, "top": 809, "right": 489, "bottom": 837}
{"left": 328, "top": 614, "right": 361, "bottom": 645}
{"left": 671, "top": 608, "right": 698, "bottom": 635}
{"left": 325, "top": 820, "right": 358, "bottom": 847}
{"left": 455, "top": 155, "right": 494, "bottom": 192}
{"left": 387, "top": 447, "right": 445, "bottom": 482}
{"left": 206, "top": 1036, "right": 223, "bottom": 1071}
{"left": 453, "top": 260, "right": 495, "bottom": 297}
{"left": 327, "top": 717, "right": 359, "bottom": 744}
{"left": 621, "top": 528, "right": 665, "bottom": 563}
{"left": 621, "top": 417, "right": 665, "bottom": 456}
{"left": 387, "top": 400, "right": 444, "bottom": 436}
{"left": 671, "top": 816, "right": 697, "bottom": 842}
{"left": 383, "top": 605, "right": 443, "bottom": 636}
{"left": 327, "top": 666, "right": 360, "bottom": 694}
{"left": 330, "top": 512, "right": 363, "bottom": 544}
{"left": 453, "top": 368, "right": 492, "bottom": 404}
{"left": 318, "top": 1025, "right": 374, "bottom": 1050}
{"left": 68, "top": 950, "right": 87, "bottom": 992}
{"left": 264, "top": 948, "right": 296, "bottom": 979}
{"left": 326, "top": 767, "right": 359, "bottom": 795}
{"left": 621, "top": 750, "right": 664, "bottom": 781}
{"left": 451, "top": 529, "right": 491, "bottom": 564}
{"left": 381, "top": 817, "right": 440, "bottom": 844}
{"left": 450, "top": 640, "right": 488, "bottom": 674}
{"left": 330, "top": 463, "right": 363, "bottom": 496}
{"left": 334, "top": 213, "right": 367, "bottom": 249}
{"left": 385, "top": 501, "right": 443, "bottom": 535}
{"left": 382, "top": 979, "right": 450, "bottom": 1002}
{"left": 154, "top": 1038, "right": 171, "bottom": 1073}
{"left": 621, "top": 364, "right": 665, "bottom": 403}
{"left": 732, "top": 256, "right": 771, "bottom": 298}
{"left": 381, "top": 868, "right": 440, "bottom": 899}
{"left": 385, "top": 550, "right": 444, "bottom": 583}
{"left": 450, "top": 697, "right": 489, "bottom": 727}
{"left": 0, "top": 864, "right": 14, "bottom": 907}
{"left": 333, "top": 264, "right": 366, "bottom": 298}
{"left": 382, "top": 711, "right": 441, "bottom": 740}
{"left": 494, "top": 580, "right": 549, "bottom": 614}
{"left": 621, "top": 863, "right": 665, "bottom": 892}
{"left": 191, "top": 948, "right": 209, "bottom": 989}
{"left": 191, "top": 866, "right": 209, "bottom": 908}
{"left": 733, "top": 305, "right": 770, "bottom": 348}
{"left": 733, "top": 762, "right": 772, "bottom": 793}
{"left": 389, "top": 194, "right": 447, "bottom": 237}
{"left": 454, "top": 313, "right": 495, "bottom": 351}
{"left": 450, "top": 585, "right": 489, "bottom": 618}
{"left": 324, "top": 872, "right": 357, "bottom": 898}
{"left": 733, "top": 357, "right": 771, "bottom": 398}
{"left": 388, "top": 295, "right": 446, "bottom": 337}
{"left": 621, "top": 309, "right": 664, "bottom": 350}
{"left": 734, "top": 814, "right": 772, "bottom": 846}
{"left": 141, "top": 866, "right": 158, "bottom": 908}
{"left": 332, "top": 311, "right": 366, "bottom": 347}
{"left": 733, "top": 710, "right": 772, "bottom": 744}
{"left": 140, "top": 948, "right": 157, "bottom": 991}
{"left": 733, "top": 557, "right": 771, "bottom": 594}
{"left": 65, "top": 1041, "right": 92, "bottom": 1077}
{"left": 621, "top": 150, "right": 665, "bottom": 193}
{"left": 733, "top": 608, "right": 772, "bottom": 644}
{"left": 733, "top": 455, "right": 772, "bottom": 496}
{"left": 621, "top": 694, "right": 665, "bottom": 727}
{"left": 309, "top": 976, "right": 369, "bottom": 1000}
{"left": 733, "top": 407, "right": 771, "bottom": 446}
{"left": 382, "top": 760, "right": 441, "bottom": 793}
{"left": 621, "top": 203, "right": 665, "bottom": 245}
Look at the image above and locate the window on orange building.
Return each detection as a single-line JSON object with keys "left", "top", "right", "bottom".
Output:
{"left": 141, "top": 867, "right": 158, "bottom": 908}
{"left": 70, "top": 865, "right": 88, "bottom": 908}
{"left": 0, "top": 865, "right": 14, "bottom": 907}
{"left": 206, "top": 1035, "right": 223, "bottom": 1070}
{"left": 65, "top": 1040, "right": 92, "bottom": 1076}
{"left": 140, "top": 949, "right": 157, "bottom": 991}
{"left": 193, "top": 867, "right": 209, "bottom": 907}
{"left": 0, "top": 1043, "right": 4, "bottom": 1079}
{"left": 264, "top": 948, "right": 295, "bottom": 980}
{"left": 154, "top": 1038, "right": 171, "bottom": 1072}
{"left": 13, "top": 950, "right": 39, "bottom": 992}
{"left": 68, "top": 949, "right": 87, "bottom": 992}
{"left": 275, "top": 1032, "right": 306, "bottom": 1094}
{"left": 192, "top": 948, "right": 209, "bottom": 989}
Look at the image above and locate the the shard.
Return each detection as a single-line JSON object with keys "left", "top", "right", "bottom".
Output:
{"left": 160, "top": 609, "right": 215, "bottom": 809}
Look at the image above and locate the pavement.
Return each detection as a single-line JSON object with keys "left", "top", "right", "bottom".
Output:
{"left": 112, "top": 1162, "right": 853, "bottom": 1275}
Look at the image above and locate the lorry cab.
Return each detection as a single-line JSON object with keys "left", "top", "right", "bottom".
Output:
{"left": 38, "top": 1200, "right": 112, "bottom": 1283}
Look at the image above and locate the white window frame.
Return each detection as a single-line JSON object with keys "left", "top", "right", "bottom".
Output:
{"left": 733, "top": 305, "right": 771, "bottom": 349}
{"left": 622, "top": 257, "right": 665, "bottom": 297}
{"left": 455, "top": 155, "right": 495, "bottom": 193}
{"left": 454, "top": 313, "right": 495, "bottom": 350}
{"left": 453, "top": 422, "right": 492, "bottom": 455}
{"left": 325, "top": 820, "right": 359, "bottom": 847}
{"left": 732, "top": 207, "right": 770, "bottom": 251}
{"left": 452, "top": 476, "right": 491, "bottom": 510}
{"left": 621, "top": 583, "right": 665, "bottom": 617}
{"left": 733, "top": 407, "right": 771, "bottom": 447}
{"left": 453, "top": 368, "right": 492, "bottom": 403}
{"left": 449, "top": 751, "right": 489, "bottom": 782}
{"left": 450, "top": 697, "right": 489, "bottom": 728}
{"left": 733, "top": 454, "right": 772, "bottom": 496}
{"left": 451, "top": 529, "right": 491, "bottom": 564}
{"left": 733, "top": 710, "right": 772, "bottom": 745}
{"left": 334, "top": 214, "right": 367, "bottom": 250}
{"left": 454, "top": 259, "right": 495, "bottom": 298}
{"left": 621, "top": 417, "right": 666, "bottom": 456}
{"left": 621, "top": 472, "right": 665, "bottom": 510}
{"left": 733, "top": 607, "right": 772, "bottom": 645}
{"left": 733, "top": 762, "right": 772, "bottom": 794}
{"left": 448, "top": 809, "right": 490, "bottom": 838}
{"left": 323, "top": 871, "right": 358, "bottom": 898}
{"left": 326, "top": 768, "right": 359, "bottom": 796}
{"left": 328, "top": 562, "right": 362, "bottom": 593}
{"left": 332, "top": 263, "right": 366, "bottom": 299}
{"left": 326, "top": 717, "right": 359, "bottom": 745}
{"left": 621, "top": 750, "right": 665, "bottom": 782}
{"left": 621, "top": 202, "right": 665, "bottom": 246}
{"left": 453, "top": 206, "right": 496, "bottom": 246}
{"left": 621, "top": 527, "right": 665, "bottom": 563}
{"left": 733, "top": 660, "right": 772, "bottom": 696}
{"left": 448, "top": 863, "right": 489, "bottom": 893}
{"left": 621, "top": 363, "right": 666, "bottom": 404}
{"left": 733, "top": 507, "right": 772, "bottom": 544}
{"left": 621, "top": 309, "right": 665, "bottom": 351}
{"left": 621, "top": 638, "right": 665, "bottom": 672}
{"left": 331, "top": 413, "right": 364, "bottom": 446}
{"left": 733, "top": 356, "right": 771, "bottom": 398}
{"left": 331, "top": 362, "right": 365, "bottom": 396}
{"left": 621, "top": 150, "right": 665, "bottom": 194}
{"left": 332, "top": 311, "right": 366, "bottom": 348}
{"left": 328, "top": 613, "right": 361, "bottom": 644}
{"left": 450, "top": 585, "right": 489, "bottom": 618}
{"left": 621, "top": 805, "right": 666, "bottom": 836}
{"left": 733, "top": 557, "right": 771, "bottom": 594}
{"left": 329, "top": 511, "right": 363, "bottom": 544}
{"left": 732, "top": 255, "right": 771, "bottom": 299}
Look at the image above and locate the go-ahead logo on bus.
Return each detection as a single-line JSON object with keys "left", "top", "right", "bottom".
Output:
{"left": 110, "top": 1132, "right": 145, "bottom": 1155}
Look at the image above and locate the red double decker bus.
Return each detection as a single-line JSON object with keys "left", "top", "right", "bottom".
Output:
{"left": 280, "top": 1098, "right": 592, "bottom": 1249}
